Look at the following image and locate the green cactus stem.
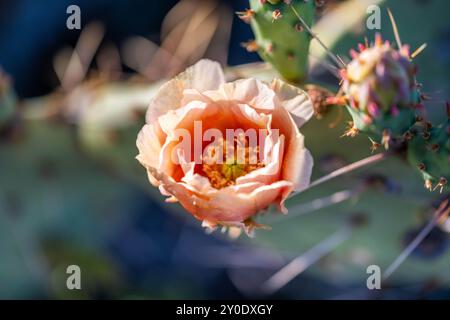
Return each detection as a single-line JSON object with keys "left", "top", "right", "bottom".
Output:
{"left": 407, "top": 104, "right": 450, "bottom": 192}
{"left": 245, "top": 0, "right": 315, "bottom": 84}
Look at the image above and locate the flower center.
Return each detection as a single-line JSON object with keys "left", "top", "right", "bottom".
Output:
{"left": 201, "top": 136, "right": 264, "bottom": 189}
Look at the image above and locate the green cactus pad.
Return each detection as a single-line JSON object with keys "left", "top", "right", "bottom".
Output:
{"left": 249, "top": 0, "right": 315, "bottom": 83}
{"left": 408, "top": 117, "right": 450, "bottom": 192}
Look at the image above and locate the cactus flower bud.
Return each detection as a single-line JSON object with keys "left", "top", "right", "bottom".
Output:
{"left": 340, "top": 34, "right": 421, "bottom": 142}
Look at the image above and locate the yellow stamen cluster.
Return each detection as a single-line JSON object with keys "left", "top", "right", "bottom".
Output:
{"left": 202, "top": 136, "right": 264, "bottom": 189}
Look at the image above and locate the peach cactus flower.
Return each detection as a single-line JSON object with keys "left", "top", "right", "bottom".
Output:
{"left": 136, "top": 59, "right": 313, "bottom": 234}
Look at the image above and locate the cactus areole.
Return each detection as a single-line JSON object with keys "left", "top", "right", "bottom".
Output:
{"left": 248, "top": 0, "right": 315, "bottom": 84}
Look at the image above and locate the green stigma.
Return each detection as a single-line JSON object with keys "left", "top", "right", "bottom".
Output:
{"left": 221, "top": 161, "right": 246, "bottom": 182}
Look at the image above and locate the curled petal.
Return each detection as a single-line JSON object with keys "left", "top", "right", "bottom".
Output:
{"left": 271, "top": 78, "right": 314, "bottom": 127}
{"left": 136, "top": 123, "right": 166, "bottom": 185}
{"left": 214, "top": 78, "right": 277, "bottom": 111}
{"left": 146, "top": 59, "right": 225, "bottom": 123}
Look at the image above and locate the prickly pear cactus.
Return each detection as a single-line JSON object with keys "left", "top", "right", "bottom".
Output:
{"left": 242, "top": 0, "right": 315, "bottom": 83}
{"left": 408, "top": 105, "right": 450, "bottom": 193}
{"left": 235, "top": 0, "right": 450, "bottom": 295}
{"left": 232, "top": 63, "right": 450, "bottom": 292}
